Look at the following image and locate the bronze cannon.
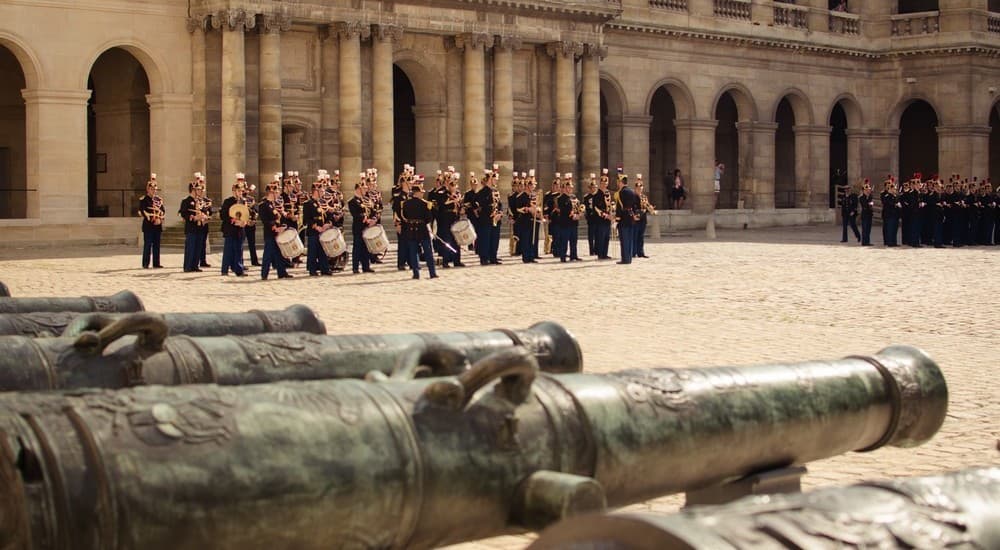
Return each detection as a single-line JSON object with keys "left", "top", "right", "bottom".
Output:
{"left": 529, "top": 466, "right": 1000, "bottom": 549}
{"left": 0, "top": 346, "right": 947, "bottom": 549}
{"left": 0, "top": 314, "right": 582, "bottom": 391}
{"left": 0, "top": 306, "right": 326, "bottom": 338}
{"left": 0, "top": 281, "right": 8, "bottom": 297}
{"left": 0, "top": 290, "right": 143, "bottom": 314}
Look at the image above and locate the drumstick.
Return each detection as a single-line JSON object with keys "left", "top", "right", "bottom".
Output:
{"left": 427, "top": 224, "right": 457, "bottom": 254}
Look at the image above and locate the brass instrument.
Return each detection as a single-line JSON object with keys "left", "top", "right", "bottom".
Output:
{"left": 490, "top": 188, "right": 503, "bottom": 226}
{"left": 143, "top": 195, "right": 165, "bottom": 225}
{"left": 570, "top": 196, "right": 585, "bottom": 221}
{"left": 640, "top": 194, "right": 657, "bottom": 215}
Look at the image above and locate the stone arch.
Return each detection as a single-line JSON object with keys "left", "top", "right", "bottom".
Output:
{"left": 989, "top": 97, "right": 999, "bottom": 184}
{"left": 281, "top": 117, "right": 319, "bottom": 176}
{"left": 0, "top": 32, "right": 42, "bottom": 89}
{"left": 646, "top": 79, "right": 695, "bottom": 205}
{"left": 599, "top": 72, "right": 628, "bottom": 116}
{"left": 600, "top": 73, "right": 628, "bottom": 173}
{"left": 770, "top": 88, "right": 814, "bottom": 125}
{"left": 393, "top": 52, "right": 445, "bottom": 175}
{"left": 81, "top": 39, "right": 171, "bottom": 95}
{"left": 886, "top": 94, "right": 942, "bottom": 129}
{"left": 0, "top": 39, "right": 30, "bottom": 218}
{"left": 712, "top": 83, "right": 758, "bottom": 121}
{"left": 829, "top": 93, "right": 863, "bottom": 128}
{"left": 393, "top": 51, "right": 445, "bottom": 110}
{"left": 644, "top": 77, "right": 695, "bottom": 120}
{"left": 895, "top": 98, "right": 939, "bottom": 181}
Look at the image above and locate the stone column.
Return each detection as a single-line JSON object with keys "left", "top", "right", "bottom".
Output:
{"left": 413, "top": 104, "right": 446, "bottom": 176}
{"left": 860, "top": 0, "right": 893, "bottom": 38}
{"left": 213, "top": 9, "right": 254, "bottom": 186}
{"left": 854, "top": 128, "right": 898, "bottom": 182}
{"left": 620, "top": 114, "right": 652, "bottom": 182}
{"left": 493, "top": 36, "right": 519, "bottom": 196}
{"left": 580, "top": 44, "right": 605, "bottom": 192}
{"left": 675, "top": 119, "right": 718, "bottom": 213}
{"left": 188, "top": 16, "right": 208, "bottom": 176}
{"left": 737, "top": 121, "right": 777, "bottom": 209}
{"left": 147, "top": 93, "right": 194, "bottom": 220}
{"left": 455, "top": 33, "right": 492, "bottom": 175}
{"left": 939, "top": 0, "right": 985, "bottom": 32}
{"left": 337, "top": 22, "right": 370, "bottom": 180}
{"left": 803, "top": 0, "right": 828, "bottom": 32}
{"left": 372, "top": 25, "right": 401, "bottom": 196}
{"left": 318, "top": 26, "right": 340, "bottom": 171}
{"left": 794, "top": 125, "right": 832, "bottom": 209}
{"left": 259, "top": 14, "right": 289, "bottom": 184}
{"left": 547, "top": 41, "right": 582, "bottom": 177}
{"left": 937, "top": 125, "right": 992, "bottom": 178}
{"left": 21, "top": 89, "right": 91, "bottom": 221}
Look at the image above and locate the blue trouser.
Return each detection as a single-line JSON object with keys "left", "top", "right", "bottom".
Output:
{"left": 142, "top": 230, "right": 161, "bottom": 267}
{"left": 183, "top": 232, "right": 202, "bottom": 271}
{"left": 200, "top": 229, "right": 209, "bottom": 264}
{"left": 245, "top": 225, "right": 259, "bottom": 264}
{"left": 352, "top": 233, "right": 371, "bottom": 272}
{"left": 587, "top": 222, "right": 596, "bottom": 254}
{"left": 635, "top": 220, "right": 647, "bottom": 256}
{"left": 488, "top": 223, "right": 501, "bottom": 262}
{"left": 552, "top": 225, "right": 567, "bottom": 259}
{"left": 260, "top": 238, "right": 288, "bottom": 279}
{"left": 841, "top": 215, "right": 859, "bottom": 242}
{"left": 405, "top": 237, "right": 436, "bottom": 278}
{"left": 883, "top": 215, "right": 898, "bottom": 246}
{"left": 860, "top": 215, "right": 872, "bottom": 245}
{"left": 594, "top": 223, "right": 611, "bottom": 258}
{"left": 307, "top": 234, "right": 330, "bottom": 274}
{"left": 566, "top": 225, "right": 579, "bottom": 259}
{"left": 908, "top": 216, "right": 922, "bottom": 246}
{"left": 438, "top": 228, "right": 461, "bottom": 265}
{"left": 221, "top": 235, "right": 245, "bottom": 275}
{"left": 618, "top": 223, "right": 635, "bottom": 263}
{"left": 516, "top": 224, "right": 537, "bottom": 262}
{"left": 933, "top": 218, "right": 944, "bottom": 247}
{"left": 477, "top": 221, "right": 492, "bottom": 264}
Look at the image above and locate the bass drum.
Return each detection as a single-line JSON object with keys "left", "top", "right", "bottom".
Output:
{"left": 362, "top": 225, "right": 390, "bottom": 255}
{"left": 276, "top": 228, "right": 306, "bottom": 259}
{"left": 319, "top": 228, "right": 347, "bottom": 258}
{"left": 451, "top": 219, "right": 477, "bottom": 247}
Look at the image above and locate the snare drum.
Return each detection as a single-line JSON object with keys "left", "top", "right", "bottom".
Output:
{"left": 319, "top": 228, "right": 347, "bottom": 257}
{"left": 276, "top": 228, "right": 306, "bottom": 259}
{"left": 451, "top": 219, "right": 477, "bottom": 247}
{"left": 362, "top": 225, "right": 390, "bottom": 255}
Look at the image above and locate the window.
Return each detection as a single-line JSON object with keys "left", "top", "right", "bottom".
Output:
{"left": 897, "top": 0, "right": 939, "bottom": 14}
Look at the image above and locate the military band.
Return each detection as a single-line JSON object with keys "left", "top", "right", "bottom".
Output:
{"left": 137, "top": 174, "right": 165, "bottom": 269}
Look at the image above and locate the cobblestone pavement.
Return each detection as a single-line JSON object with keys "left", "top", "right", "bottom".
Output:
{"left": 1, "top": 224, "right": 998, "bottom": 549}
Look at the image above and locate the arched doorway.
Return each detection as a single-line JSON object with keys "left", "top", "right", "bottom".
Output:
{"left": 990, "top": 102, "right": 999, "bottom": 184}
{"left": 714, "top": 92, "right": 740, "bottom": 209}
{"left": 898, "top": 100, "right": 938, "bottom": 180}
{"left": 87, "top": 48, "right": 150, "bottom": 218}
{"left": 0, "top": 45, "right": 26, "bottom": 219}
{"left": 393, "top": 64, "right": 415, "bottom": 180}
{"left": 774, "top": 98, "right": 796, "bottom": 208}
{"left": 829, "top": 103, "right": 848, "bottom": 208}
{"left": 649, "top": 87, "right": 677, "bottom": 207}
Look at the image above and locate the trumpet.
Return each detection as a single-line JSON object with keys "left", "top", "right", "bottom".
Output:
{"left": 143, "top": 195, "right": 165, "bottom": 225}
{"left": 570, "top": 197, "right": 585, "bottom": 221}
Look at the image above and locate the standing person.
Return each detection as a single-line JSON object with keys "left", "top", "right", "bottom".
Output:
{"left": 551, "top": 176, "right": 571, "bottom": 262}
{"left": 401, "top": 184, "right": 438, "bottom": 279}
{"left": 592, "top": 170, "right": 613, "bottom": 260}
{"left": 616, "top": 175, "right": 639, "bottom": 264}
{"left": 462, "top": 172, "right": 480, "bottom": 253}
{"left": 713, "top": 161, "right": 724, "bottom": 206}
{"left": 840, "top": 181, "right": 860, "bottom": 243}
{"left": 348, "top": 182, "right": 376, "bottom": 274}
{"left": 302, "top": 181, "right": 334, "bottom": 276}
{"left": 196, "top": 181, "right": 212, "bottom": 268}
{"left": 258, "top": 181, "right": 293, "bottom": 280}
{"left": 474, "top": 170, "right": 495, "bottom": 265}
{"left": 508, "top": 174, "right": 524, "bottom": 258}
{"left": 671, "top": 169, "right": 686, "bottom": 210}
{"left": 243, "top": 180, "right": 260, "bottom": 267}
{"left": 514, "top": 174, "right": 540, "bottom": 263}
{"left": 858, "top": 179, "right": 875, "bottom": 246}
{"left": 437, "top": 179, "right": 465, "bottom": 268}
{"left": 485, "top": 169, "right": 504, "bottom": 264}
{"left": 392, "top": 171, "right": 412, "bottom": 271}
{"left": 137, "top": 174, "right": 164, "bottom": 269}
{"left": 563, "top": 177, "right": 583, "bottom": 262}
{"left": 880, "top": 179, "right": 900, "bottom": 247}
{"left": 583, "top": 176, "right": 597, "bottom": 256}
{"left": 634, "top": 174, "right": 650, "bottom": 258}
{"left": 179, "top": 179, "right": 207, "bottom": 272}
{"left": 219, "top": 176, "right": 249, "bottom": 277}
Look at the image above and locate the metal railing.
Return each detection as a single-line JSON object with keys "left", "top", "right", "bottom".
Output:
{"left": 91, "top": 188, "right": 142, "bottom": 218}
{"left": 714, "top": 0, "right": 751, "bottom": 20}
{"left": 890, "top": 11, "right": 940, "bottom": 36}
{"left": 828, "top": 10, "right": 860, "bottom": 34}
{"left": 774, "top": 4, "right": 808, "bottom": 29}
{"left": 988, "top": 13, "right": 1000, "bottom": 34}
{"left": 0, "top": 188, "right": 34, "bottom": 219}
{"left": 649, "top": 0, "right": 687, "bottom": 11}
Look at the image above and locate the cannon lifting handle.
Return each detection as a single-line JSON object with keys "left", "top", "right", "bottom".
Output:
{"left": 421, "top": 347, "right": 538, "bottom": 411}
{"left": 72, "top": 312, "right": 169, "bottom": 355}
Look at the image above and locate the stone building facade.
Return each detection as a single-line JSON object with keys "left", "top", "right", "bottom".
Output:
{"left": 1, "top": 0, "right": 998, "bottom": 243}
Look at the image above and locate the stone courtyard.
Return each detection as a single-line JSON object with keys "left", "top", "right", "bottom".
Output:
{"left": 1, "top": 224, "right": 998, "bottom": 548}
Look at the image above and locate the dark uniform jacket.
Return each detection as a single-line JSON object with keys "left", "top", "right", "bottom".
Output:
{"left": 258, "top": 198, "right": 282, "bottom": 242}
{"left": 302, "top": 198, "right": 326, "bottom": 238}
{"left": 220, "top": 196, "right": 245, "bottom": 239}
{"left": 859, "top": 192, "right": 875, "bottom": 219}
{"left": 179, "top": 196, "right": 200, "bottom": 235}
{"left": 139, "top": 195, "right": 164, "bottom": 233}
{"left": 616, "top": 186, "right": 639, "bottom": 226}
{"left": 348, "top": 196, "right": 370, "bottom": 236}
{"left": 401, "top": 197, "right": 433, "bottom": 240}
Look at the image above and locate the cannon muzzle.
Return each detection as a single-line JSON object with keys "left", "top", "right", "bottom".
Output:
{"left": 0, "top": 290, "right": 144, "bottom": 314}
{"left": 529, "top": 467, "right": 1000, "bottom": 549}
{"left": 0, "top": 346, "right": 947, "bottom": 549}
{"left": 0, "top": 281, "right": 8, "bottom": 297}
{"left": 0, "top": 316, "right": 581, "bottom": 390}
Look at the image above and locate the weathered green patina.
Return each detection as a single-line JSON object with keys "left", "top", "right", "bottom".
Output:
{"left": 0, "top": 282, "right": 9, "bottom": 297}
{"left": 0, "top": 290, "right": 143, "bottom": 314}
{"left": 530, "top": 466, "right": 999, "bottom": 549}
{"left": 0, "top": 345, "right": 946, "bottom": 549}
{"left": 0, "top": 315, "right": 581, "bottom": 390}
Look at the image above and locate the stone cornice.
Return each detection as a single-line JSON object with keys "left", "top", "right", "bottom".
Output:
{"left": 737, "top": 121, "right": 779, "bottom": 132}
{"left": 429, "top": 0, "right": 621, "bottom": 22}
{"left": 936, "top": 125, "right": 992, "bottom": 136}
{"left": 674, "top": 118, "right": 718, "bottom": 130}
{"left": 793, "top": 125, "right": 832, "bottom": 135}
{"left": 21, "top": 89, "right": 93, "bottom": 105}
{"left": 846, "top": 128, "right": 900, "bottom": 137}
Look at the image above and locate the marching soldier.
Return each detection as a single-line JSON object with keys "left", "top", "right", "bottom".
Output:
{"left": 858, "top": 178, "right": 875, "bottom": 246}
{"left": 400, "top": 184, "right": 438, "bottom": 279}
{"left": 474, "top": 169, "right": 502, "bottom": 265}
{"left": 592, "top": 169, "right": 613, "bottom": 260}
{"left": 463, "top": 172, "right": 480, "bottom": 254}
{"left": 437, "top": 178, "right": 465, "bottom": 268}
{"left": 615, "top": 174, "right": 639, "bottom": 264}
{"left": 583, "top": 176, "right": 597, "bottom": 256}
{"left": 392, "top": 168, "right": 412, "bottom": 271}
{"left": 257, "top": 180, "right": 293, "bottom": 280}
{"left": 543, "top": 174, "right": 560, "bottom": 256}
{"left": 634, "top": 174, "right": 651, "bottom": 258}
{"left": 219, "top": 175, "right": 248, "bottom": 277}
{"left": 514, "top": 172, "right": 541, "bottom": 263}
{"left": 196, "top": 178, "right": 212, "bottom": 268}
{"left": 880, "top": 178, "right": 900, "bottom": 247}
{"left": 840, "top": 180, "right": 860, "bottom": 243}
{"left": 348, "top": 182, "right": 377, "bottom": 274}
{"left": 243, "top": 179, "right": 260, "bottom": 267}
{"left": 302, "top": 181, "right": 334, "bottom": 276}
{"left": 138, "top": 174, "right": 165, "bottom": 269}
{"left": 508, "top": 174, "right": 524, "bottom": 257}
{"left": 179, "top": 175, "right": 207, "bottom": 272}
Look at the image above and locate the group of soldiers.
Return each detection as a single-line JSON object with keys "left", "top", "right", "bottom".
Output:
{"left": 840, "top": 173, "right": 999, "bottom": 248}
{"left": 138, "top": 163, "right": 659, "bottom": 280}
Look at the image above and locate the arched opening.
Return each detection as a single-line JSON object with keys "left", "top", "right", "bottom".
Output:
{"left": 829, "top": 103, "right": 848, "bottom": 208}
{"left": 774, "top": 98, "right": 796, "bottom": 208}
{"left": 393, "top": 64, "right": 416, "bottom": 180}
{"left": 714, "top": 92, "right": 740, "bottom": 209}
{"left": 0, "top": 45, "right": 26, "bottom": 219}
{"left": 649, "top": 87, "right": 677, "bottom": 208}
{"left": 87, "top": 47, "right": 150, "bottom": 218}
{"left": 897, "top": 0, "right": 938, "bottom": 13}
{"left": 990, "top": 103, "right": 999, "bottom": 184}
{"left": 898, "top": 100, "right": 938, "bottom": 181}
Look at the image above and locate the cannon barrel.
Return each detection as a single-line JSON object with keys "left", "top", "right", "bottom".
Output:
{"left": 0, "top": 315, "right": 581, "bottom": 390}
{"left": 0, "top": 281, "right": 9, "bottom": 297}
{"left": 0, "top": 346, "right": 946, "bottom": 549}
{"left": 529, "top": 467, "right": 1000, "bottom": 549}
{"left": 0, "top": 290, "right": 143, "bottom": 314}
{"left": 0, "top": 305, "right": 327, "bottom": 338}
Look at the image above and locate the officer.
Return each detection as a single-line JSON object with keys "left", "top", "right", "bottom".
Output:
{"left": 137, "top": 174, "right": 164, "bottom": 269}
{"left": 401, "top": 184, "right": 438, "bottom": 279}
{"left": 840, "top": 181, "right": 860, "bottom": 243}
{"left": 514, "top": 175, "right": 540, "bottom": 263}
{"left": 219, "top": 175, "right": 248, "bottom": 276}
{"left": 880, "top": 179, "right": 900, "bottom": 247}
{"left": 615, "top": 175, "right": 639, "bottom": 264}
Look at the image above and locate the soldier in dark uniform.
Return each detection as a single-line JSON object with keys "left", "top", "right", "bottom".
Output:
{"left": 219, "top": 176, "right": 248, "bottom": 277}
{"left": 437, "top": 179, "right": 465, "bottom": 268}
{"left": 616, "top": 175, "right": 639, "bottom": 264}
{"left": 138, "top": 175, "right": 164, "bottom": 269}
{"left": 179, "top": 179, "right": 206, "bottom": 272}
{"left": 258, "top": 182, "right": 292, "bottom": 280}
{"left": 880, "top": 179, "right": 899, "bottom": 247}
{"left": 840, "top": 181, "right": 860, "bottom": 243}
{"left": 950, "top": 180, "right": 967, "bottom": 247}
{"left": 583, "top": 176, "right": 597, "bottom": 256}
{"left": 392, "top": 170, "right": 412, "bottom": 271}
{"left": 634, "top": 175, "right": 651, "bottom": 258}
{"left": 858, "top": 179, "right": 875, "bottom": 246}
{"left": 474, "top": 170, "right": 502, "bottom": 265}
{"left": 462, "top": 172, "right": 480, "bottom": 254}
{"left": 593, "top": 171, "right": 613, "bottom": 260}
{"left": 302, "top": 181, "right": 334, "bottom": 276}
{"left": 977, "top": 181, "right": 995, "bottom": 245}
{"left": 550, "top": 177, "right": 570, "bottom": 262}
{"left": 514, "top": 176, "right": 540, "bottom": 263}
{"left": 965, "top": 180, "right": 979, "bottom": 246}
{"left": 243, "top": 179, "right": 261, "bottom": 267}
{"left": 929, "top": 179, "right": 945, "bottom": 248}
{"left": 348, "top": 183, "right": 376, "bottom": 274}
{"left": 400, "top": 184, "right": 438, "bottom": 279}
{"left": 989, "top": 180, "right": 999, "bottom": 246}
{"left": 543, "top": 174, "right": 560, "bottom": 257}
{"left": 508, "top": 174, "right": 524, "bottom": 257}
{"left": 196, "top": 181, "right": 212, "bottom": 268}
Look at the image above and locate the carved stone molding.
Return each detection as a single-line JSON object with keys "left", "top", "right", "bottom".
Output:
{"left": 453, "top": 33, "right": 495, "bottom": 51}
{"left": 259, "top": 14, "right": 292, "bottom": 35}
{"left": 335, "top": 21, "right": 371, "bottom": 40}
{"left": 583, "top": 43, "right": 608, "bottom": 60}
{"left": 211, "top": 9, "right": 256, "bottom": 32}
{"left": 545, "top": 41, "right": 584, "bottom": 59}
{"left": 186, "top": 16, "right": 209, "bottom": 34}
{"left": 495, "top": 35, "right": 523, "bottom": 52}
{"left": 373, "top": 24, "right": 403, "bottom": 42}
